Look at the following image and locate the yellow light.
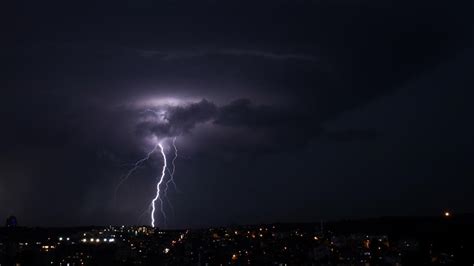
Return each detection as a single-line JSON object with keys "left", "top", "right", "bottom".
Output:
{"left": 444, "top": 211, "right": 450, "bottom": 217}
{"left": 232, "top": 254, "right": 238, "bottom": 260}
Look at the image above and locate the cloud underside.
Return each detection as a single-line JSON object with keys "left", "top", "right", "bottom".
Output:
{"left": 135, "top": 98, "right": 376, "bottom": 151}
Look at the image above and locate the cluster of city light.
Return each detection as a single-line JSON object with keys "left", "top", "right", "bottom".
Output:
{"left": 41, "top": 245, "right": 56, "bottom": 251}
{"left": 81, "top": 238, "right": 115, "bottom": 243}
{"left": 161, "top": 231, "right": 187, "bottom": 256}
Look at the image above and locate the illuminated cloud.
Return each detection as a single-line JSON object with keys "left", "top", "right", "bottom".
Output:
{"left": 135, "top": 99, "right": 218, "bottom": 139}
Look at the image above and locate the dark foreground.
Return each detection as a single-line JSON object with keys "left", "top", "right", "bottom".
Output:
{"left": 1, "top": 214, "right": 473, "bottom": 265}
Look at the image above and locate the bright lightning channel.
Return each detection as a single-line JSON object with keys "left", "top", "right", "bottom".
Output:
{"left": 164, "top": 137, "right": 179, "bottom": 195}
{"left": 117, "top": 107, "right": 182, "bottom": 227}
{"left": 162, "top": 137, "right": 179, "bottom": 218}
{"left": 151, "top": 141, "right": 168, "bottom": 228}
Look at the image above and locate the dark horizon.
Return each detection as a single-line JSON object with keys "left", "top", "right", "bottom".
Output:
{"left": 3, "top": 213, "right": 473, "bottom": 231}
{"left": 4, "top": 0, "right": 474, "bottom": 228}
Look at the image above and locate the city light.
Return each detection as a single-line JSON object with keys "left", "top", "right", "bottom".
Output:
{"left": 444, "top": 211, "right": 451, "bottom": 217}
{"left": 3, "top": 224, "right": 471, "bottom": 264}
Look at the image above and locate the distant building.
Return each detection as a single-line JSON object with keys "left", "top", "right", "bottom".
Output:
{"left": 5, "top": 216, "right": 18, "bottom": 227}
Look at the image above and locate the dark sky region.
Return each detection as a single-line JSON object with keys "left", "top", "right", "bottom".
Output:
{"left": 3, "top": 0, "right": 474, "bottom": 228}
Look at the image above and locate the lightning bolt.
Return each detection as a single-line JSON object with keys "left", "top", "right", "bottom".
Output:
{"left": 168, "top": 137, "right": 179, "bottom": 192}
{"left": 162, "top": 137, "right": 179, "bottom": 219}
{"left": 164, "top": 137, "right": 179, "bottom": 196}
{"left": 151, "top": 141, "right": 168, "bottom": 228}
{"left": 117, "top": 108, "right": 182, "bottom": 228}
{"left": 115, "top": 139, "right": 170, "bottom": 228}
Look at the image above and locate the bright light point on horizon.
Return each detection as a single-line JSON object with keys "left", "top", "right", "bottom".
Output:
{"left": 444, "top": 211, "right": 451, "bottom": 217}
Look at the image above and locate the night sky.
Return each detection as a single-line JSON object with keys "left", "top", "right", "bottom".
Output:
{"left": 3, "top": 0, "right": 474, "bottom": 228}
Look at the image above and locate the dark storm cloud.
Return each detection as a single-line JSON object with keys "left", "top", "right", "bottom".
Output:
{"left": 134, "top": 96, "right": 380, "bottom": 154}
{"left": 214, "top": 99, "right": 304, "bottom": 128}
{"left": 134, "top": 97, "right": 324, "bottom": 153}
{"left": 210, "top": 99, "right": 378, "bottom": 152}
{"left": 212, "top": 103, "right": 316, "bottom": 154}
